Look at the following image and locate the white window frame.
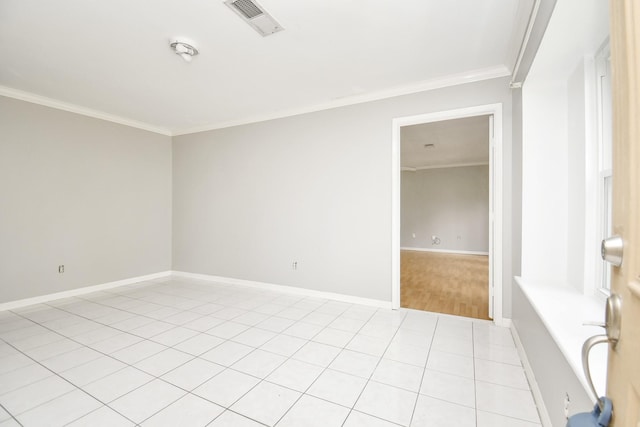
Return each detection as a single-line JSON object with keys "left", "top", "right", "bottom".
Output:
{"left": 594, "top": 40, "right": 613, "bottom": 296}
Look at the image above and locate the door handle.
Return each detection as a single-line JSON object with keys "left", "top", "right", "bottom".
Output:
{"left": 581, "top": 294, "right": 622, "bottom": 410}
{"left": 601, "top": 235, "right": 624, "bottom": 267}
{"left": 603, "top": 294, "right": 622, "bottom": 344}
{"left": 582, "top": 334, "right": 610, "bottom": 410}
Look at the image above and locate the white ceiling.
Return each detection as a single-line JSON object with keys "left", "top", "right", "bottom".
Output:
{"left": 0, "top": 0, "right": 531, "bottom": 135}
{"left": 401, "top": 115, "right": 490, "bottom": 169}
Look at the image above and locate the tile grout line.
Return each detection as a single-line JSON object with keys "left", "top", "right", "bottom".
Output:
{"left": 0, "top": 400, "right": 24, "bottom": 427}
{"left": 4, "top": 283, "right": 311, "bottom": 384}
{"left": 136, "top": 293, "right": 373, "bottom": 425}
{"left": 472, "top": 324, "right": 543, "bottom": 425}
{"left": 77, "top": 285, "right": 369, "bottom": 424}
{"left": 3, "top": 306, "right": 174, "bottom": 386}
{"left": 1, "top": 279, "right": 536, "bottom": 426}
{"left": 268, "top": 307, "right": 381, "bottom": 426}
{"left": 206, "top": 313, "right": 389, "bottom": 423}
{"left": 74, "top": 285, "right": 313, "bottom": 426}
{"left": 202, "top": 300, "right": 368, "bottom": 426}
{"left": 339, "top": 310, "right": 415, "bottom": 427}
{"left": 206, "top": 308, "right": 442, "bottom": 426}
{"left": 0, "top": 335, "right": 138, "bottom": 426}
{"left": 3, "top": 322, "right": 521, "bottom": 425}
{"left": 6, "top": 283, "right": 359, "bottom": 425}
{"left": 114, "top": 294, "right": 339, "bottom": 425}
{"left": 3, "top": 301, "right": 228, "bottom": 426}
{"left": 38, "top": 280, "right": 363, "bottom": 366}
{"left": 406, "top": 316, "right": 439, "bottom": 427}
{"left": 473, "top": 321, "right": 479, "bottom": 426}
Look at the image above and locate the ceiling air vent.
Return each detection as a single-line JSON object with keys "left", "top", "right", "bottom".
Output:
{"left": 224, "top": 0, "right": 284, "bottom": 37}
{"left": 231, "top": 0, "right": 262, "bottom": 19}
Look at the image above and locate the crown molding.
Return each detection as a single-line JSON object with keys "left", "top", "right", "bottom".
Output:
{"left": 172, "top": 65, "right": 511, "bottom": 136}
{"left": 0, "top": 86, "right": 172, "bottom": 136}
{"left": 1, "top": 65, "right": 510, "bottom": 138}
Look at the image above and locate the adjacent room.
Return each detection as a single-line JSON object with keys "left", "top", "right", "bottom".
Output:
{"left": 1, "top": 0, "right": 634, "bottom": 426}
{"left": 400, "top": 116, "right": 491, "bottom": 320}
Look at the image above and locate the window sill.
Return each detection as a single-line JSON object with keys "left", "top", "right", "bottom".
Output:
{"left": 515, "top": 277, "right": 608, "bottom": 400}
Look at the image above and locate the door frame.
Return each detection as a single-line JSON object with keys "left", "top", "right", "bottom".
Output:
{"left": 391, "top": 103, "right": 503, "bottom": 324}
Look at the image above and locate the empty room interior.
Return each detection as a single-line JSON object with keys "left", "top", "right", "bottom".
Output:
{"left": 400, "top": 116, "right": 492, "bottom": 320}
{"left": 0, "top": 0, "right": 622, "bottom": 426}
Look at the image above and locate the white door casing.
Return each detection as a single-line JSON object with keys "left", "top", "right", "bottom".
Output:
{"left": 391, "top": 103, "right": 503, "bottom": 324}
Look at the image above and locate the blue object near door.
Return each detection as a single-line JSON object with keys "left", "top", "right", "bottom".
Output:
{"left": 566, "top": 397, "right": 613, "bottom": 427}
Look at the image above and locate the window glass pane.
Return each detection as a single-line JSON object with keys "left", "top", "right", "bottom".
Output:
{"left": 596, "top": 43, "right": 613, "bottom": 293}
{"left": 599, "top": 56, "right": 613, "bottom": 171}
{"left": 602, "top": 175, "right": 613, "bottom": 290}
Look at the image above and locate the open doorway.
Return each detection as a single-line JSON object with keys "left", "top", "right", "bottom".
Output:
{"left": 400, "top": 116, "right": 491, "bottom": 320}
{"left": 392, "top": 104, "right": 503, "bottom": 324}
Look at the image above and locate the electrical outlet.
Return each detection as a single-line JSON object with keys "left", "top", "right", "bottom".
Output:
{"left": 292, "top": 261, "right": 298, "bottom": 270}
{"left": 58, "top": 265, "right": 64, "bottom": 274}
{"left": 412, "top": 233, "right": 416, "bottom": 239}
{"left": 564, "top": 392, "right": 571, "bottom": 419}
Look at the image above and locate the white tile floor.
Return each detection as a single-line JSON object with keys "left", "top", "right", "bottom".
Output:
{"left": 0, "top": 278, "right": 542, "bottom": 426}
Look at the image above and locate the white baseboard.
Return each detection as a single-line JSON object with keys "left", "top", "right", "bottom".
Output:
{"left": 400, "top": 247, "right": 489, "bottom": 256}
{"left": 511, "top": 322, "right": 553, "bottom": 427}
{"left": 0, "top": 271, "right": 172, "bottom": 311}
{"left": 494, "top": 317, "right": 512, "bottom": 328}
{"left": 171, "top": 271, "right": 393, "bottom": 309}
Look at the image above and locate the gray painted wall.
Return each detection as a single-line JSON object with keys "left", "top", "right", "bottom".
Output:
{"left": 0, "top": 96, "right": 172, "bottom": 303}
{"left": 173, "top": 77, "right": 513, "bottom": 306}
{"left": 509, "top": 88, "right": 523, "bottom": 318}
{"left": 400, "top": 166, "right": 489, "bottom": 252}
{"left": 0, "top": 76, "right": 515, "bottom": 314}
{"left": 567, "top": 61, "right": 587, "bottom": 292}
{"left": 512, "top": 282, "right": 592, "bottom": 426}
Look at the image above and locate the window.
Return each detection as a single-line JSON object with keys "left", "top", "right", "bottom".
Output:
{"left": 596, "top": 42, "right": 613, "bottom": 293}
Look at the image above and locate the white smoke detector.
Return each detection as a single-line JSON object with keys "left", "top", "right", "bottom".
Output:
{"left": 170, "top": 40, "right": 199, "bottom": 62}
